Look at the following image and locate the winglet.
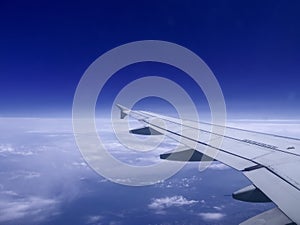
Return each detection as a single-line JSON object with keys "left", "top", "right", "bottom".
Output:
{"left": 116, "top": 104, "right": 130, "bottom": 119}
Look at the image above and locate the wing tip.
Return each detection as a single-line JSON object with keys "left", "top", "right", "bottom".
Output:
{"left": 116, "top": 104, "right": 130, "bottom": 119}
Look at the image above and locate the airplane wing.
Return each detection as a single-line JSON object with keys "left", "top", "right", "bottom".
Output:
{"left": 117, "top": 104, "right": 300, "bottom": 225}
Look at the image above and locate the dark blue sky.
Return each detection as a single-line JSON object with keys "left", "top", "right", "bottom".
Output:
{"left": 1, "top": 0, "right": 300, "bottom": 118}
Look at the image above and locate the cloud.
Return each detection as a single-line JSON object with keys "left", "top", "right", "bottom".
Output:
{"left": 72, "top": 161, "right": 88, "bottom": 167}
{"left": 155, "top": 175, "right": 202, "bottom": 189}
{"left": 148, "top": 195, "right": 198, "bottom": 212}
{"left": 8, "top": 171, "right": 41, "bottom": 180}
{"left": 0, "top": 144, "right": 34, "bottom": 156}
{"left": 0, "top": 196, "right": 60, "bottom": 223}
{"left": 198, "top": 212, "right": 226, "bottom": 221}
{"left": 0, "top": 144, "right": 14, "bottom": 153}
{"left": 208, "top": 163, "right": 230, "bottom": 170}
{"left": 0, "top": 190, "right": 18, "bottom": 196}
{"left": 86, "top": 215, "right": 102, "bottom": 224}
{"left": 213, "top": 206, "right": 224, "bottom": 211}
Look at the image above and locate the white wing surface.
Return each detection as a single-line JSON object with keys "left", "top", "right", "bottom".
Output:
{"left": 117, "top": 104, "right": 300, "bottom": 224}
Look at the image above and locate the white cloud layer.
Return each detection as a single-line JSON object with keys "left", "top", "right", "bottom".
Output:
{"left": 0, "top": 196, "right": 59, "bottom": 223}
{"left": 0, "top": 118, "right": 296, "bottom": 224}
{"left": 198, "top": 212, "right": 226, "bottom": 221}
{"left": 0, "top": 144, "right": 34, "bottom": 156}
{"left": 86, "top": 215, "right": 102, "bottom": 224}
{"left": 208, "top": 163, "right": 230, "bottom": 170}
{"left": 148, "top": 195, "right": 198, "bottom": 211}
{"left": 8, "top": 171, "right": 41, "bottom": 180}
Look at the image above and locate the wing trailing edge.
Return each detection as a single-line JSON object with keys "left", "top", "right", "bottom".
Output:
{"left": 240, "top": 207, "right": 294, "bottom": 225}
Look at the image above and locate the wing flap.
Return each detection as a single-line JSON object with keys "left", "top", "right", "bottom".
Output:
{"left": 244, "top": 168, "right": 300, "bottom": 224}
{"left": 240, "top": 207, "right": 293, "bottom": 225}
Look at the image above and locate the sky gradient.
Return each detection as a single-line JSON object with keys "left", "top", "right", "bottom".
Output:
{"left": 1, "top": 1, "right": 300, "bottom": 118}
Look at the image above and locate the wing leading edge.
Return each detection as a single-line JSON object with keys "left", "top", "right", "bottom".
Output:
{"left": 117, "top": 104, "right": 300, "bottom": 224}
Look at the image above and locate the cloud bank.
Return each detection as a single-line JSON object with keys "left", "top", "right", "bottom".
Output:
{"left": 0, "top": 196, "right": 60, "bottom": 223}
{"left": 198, "top": 212, "right": 226, "bottom": 221}
{"left": 148, "top": 195, "right": 198, "bottom": 213}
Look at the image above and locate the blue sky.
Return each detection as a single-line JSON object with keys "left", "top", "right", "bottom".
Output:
{"left": 1, "top": 0, "right": 299, "bottom": 118}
